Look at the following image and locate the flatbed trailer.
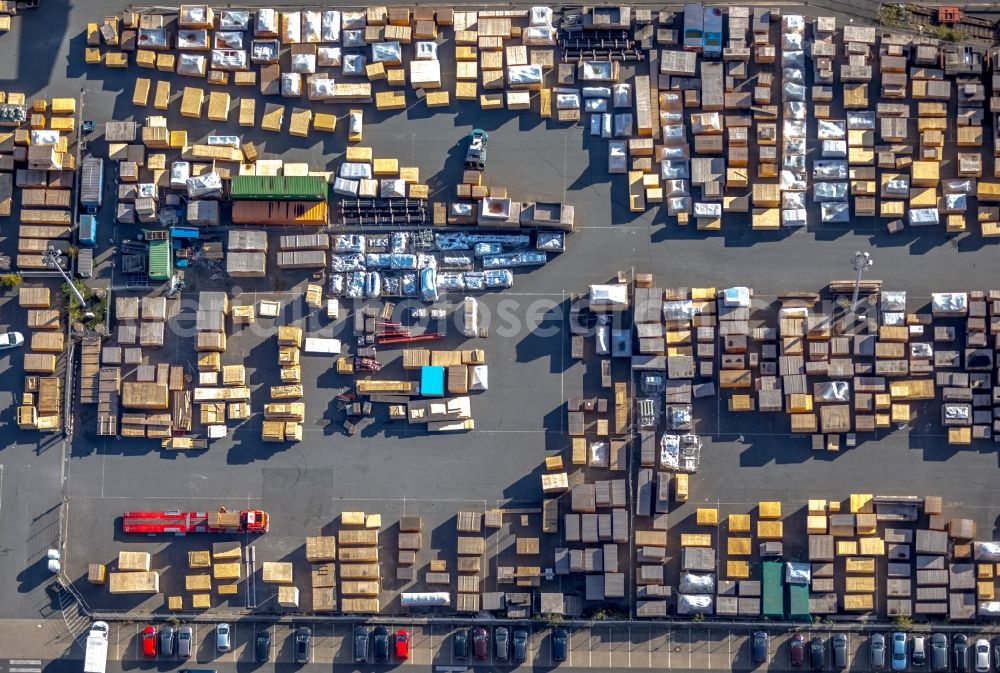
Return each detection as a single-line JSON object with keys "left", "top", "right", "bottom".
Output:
{"left": 122, "top": 508, "right": 269, "bottom": 534}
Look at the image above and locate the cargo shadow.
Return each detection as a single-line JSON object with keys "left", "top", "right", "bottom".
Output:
{"left": 12, "top": 0, "right": 69, "bottom": 94}
{"left": 513, "top": 295, "right": 571, "bottom": 374}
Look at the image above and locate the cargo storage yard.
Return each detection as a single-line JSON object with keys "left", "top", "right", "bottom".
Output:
{"left": 3, "top": 0, "right": 1000, "bottom": 672}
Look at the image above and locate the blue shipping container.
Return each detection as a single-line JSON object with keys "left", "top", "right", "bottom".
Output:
{"left": 78, "top": 214, "right": 98, "bottom": 247}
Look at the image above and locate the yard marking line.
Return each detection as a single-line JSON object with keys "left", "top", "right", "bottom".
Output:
{"left": 627, "top": 626, "right": 631, "bottom": 668}
{"left": 666, "top": 629, "right": 671, "bottom": 669}
{"left": 728, "top": 629, "right": 731, "bottom": 667}
{"left": 99, "top": 442, "right": 105, "bottom": 499}
{"left": 688, "top": 628, "right": 692, "bottom": 669}
{"left": 0, "top": 464, "right": 4, "bottom": 521}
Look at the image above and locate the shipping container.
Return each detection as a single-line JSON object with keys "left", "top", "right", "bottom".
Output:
{"left": 78, "top": 214, "right": 98, "bottom": 247}
{"left": 231, "top": 200, "right": 328, "bottom": 225}
{"left": 683, "top": 3, "right": 704, "bottom": 52}
{"left": 148, "top": 238, "right": 172, "bottom": 280}
{"left": 229, "top": 175, "right": 328, "bottom": 201}
{"left": 80, "top": 155, "right": 104, "bottom": 210}
{"left": 762, "top": 560, "right": 784, "bottom": 617}
{"left": 703, "top": 6, "right": 723, "bottom": 58}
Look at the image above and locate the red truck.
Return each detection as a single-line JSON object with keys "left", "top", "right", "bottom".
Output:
{"left": 122, "top": 508, "right": 269, "bottom": 534}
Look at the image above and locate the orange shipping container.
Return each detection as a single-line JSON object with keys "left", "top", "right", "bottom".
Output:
{"left": 231, "top": 201, "right": 328, "bottom": 226}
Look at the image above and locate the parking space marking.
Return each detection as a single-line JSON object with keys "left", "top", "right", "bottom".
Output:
{"left": 590, "top": 625, "right": 611, "bottom": 668}
{"left": 412, "top": 624, "right": 432, "bottom": 665}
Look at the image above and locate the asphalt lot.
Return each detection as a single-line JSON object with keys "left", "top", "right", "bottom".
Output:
{"left": 0, "top": 0, "right": 999, "bottom": 631}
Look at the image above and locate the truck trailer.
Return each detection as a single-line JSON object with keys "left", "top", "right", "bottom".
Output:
{"left": 83, "top": 621, "right": 109, "bottom": 673}
{"left": 122, "top": 508, "right": 269, "bottom": 534}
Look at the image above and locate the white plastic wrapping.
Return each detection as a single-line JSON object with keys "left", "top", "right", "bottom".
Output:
{"left": 780, "top": 170, "right": 807, "bottom": 191}
{"left": 821, "top": 140, "right": 847, "bottom": 158}
{"left": 321, "top": 11, "right": 341, "bottom": 42}
{"left": 343, "top": 29, "right": 365, "bottom": 48}
{"left": 584, "top": 99, "right": 608, "bottom": 113}
{"left": 170, "top": 161, "right": 191, "bottom": 188}
{"left": 339, "top": 163, "right": 373, "bottom": 179}
{"left": 530, "top": 6, "right": 553, "bottom": 26}
{"left": 580, "top": 61, "right": 614, "bottom": 80}
{"left": 317, "top": 47, "right": 342, "bottom": 67}
{"left": 817, "top": 120, "right": 847, "bottom": 139}
{"left": 555, "top": 93, "right": 580, "bottom": 110}
{"left": 783, "top": 67, "right": 804, "bottom": 83}
{"left": 785, "top": 562, "right": 811, "bottom": 585}
{"left": 281, "top": 72, "right": 302, "bottom": 96}
{"left": 944, "top": 193, "right": 967, "bottom": 211}
{"left": 783, "top": 81, "right": 806, "bottom": 101}
{"left": 613, "top": 83, "right": 632, "bottom": 108}
{"left": 813, "top": 160, "right": 848, "bottom": 180}
{"left": 291, "top": 53, "right": 316, "bottom": 73}
{"left": 678, "top": 595, "right": 713, "bottom": 615}
{"left": 781, "top": 50, "right": 804, "bottom": 69}
{"left": 582, "top": 86, "right": 611, "bottom": 98}
{"left": 186, "top": 172, "right": 222, "bottom": 198}
{"left": 250, "top": 39, "right": 279, "bottom": 62}
{"left": 614, "top": 113, "right": 633, "bottom": 137}
{"left": 281, "top": 11, "right": 301, "bottom": 43}
{"left": 372, "top": 41, "right": 402, "bottom": 64}
{"left": 814, "top": 381, "right": 849, "bottom": 402}
{"left": 177, "top": 54, "right": 207, "bottom": 76}
{"left": 932, "top": 292, "right": 967, "bottom": 313}
{"left": 302, "top": 11, "right": 321, "bottom": 42}
{"left": 821, "top": 202, "right": 850, "bottom": 222}
{"left": 814, "top": 182, "right": 848, "bottom": 202}
{"left": 664, "top": 179, "right": 689, "bottom": 198}
{"left": 333, "top": 178, "right": 359, "bottom": 196}
{"left": 308, "top": 77, "right": 335, "bottom": 99}
{"left": 784, "top": 101, "right": 807, "bottom": 119}
{"left": 415, "top": 41, "right": 438, "bottom": 60}
{"left": 469, "top": 365, "right": 489, "bottom": 391}
{"left": 523, "top": 26, "right": 556, "bottom": 45}
{"left": 341, "top": 11, "right": 366, "bottom": 29}
{"left": 256, "top": 9, "right": 278, "bottom": 35}
{"left": 661, "top": 161, "right": 689, "bottom": 180}
{"left": 782, "top": 208, "right": 807, "bottom": 227}
{"left": 608, "top": 140, "right": 627, "bottom": 173}
{"left": 881, "top": 291, "right": 907, "bottom": 312}
{"left": 214, "top": 31, "right": 244, "bottom": 49}
{"left": 220, "top": 10, "right": 250, "bottom": 31}
{"left": 783, "top": 120, "right": 806, "bottom": 139}
{"left": 588, "top": 114, "right": 602, "bottom": 136}
{"left": 342, "top": 53, "right": 366, "bottom": 75}
{"left": 211, "top": 49, "right": 247, "bottom": 70}
{"left": 30, "top": 130, "right": 59, "bottom": 146}
{"left": 846, "top": 111, "right": 876, "bottom": 129}
{"left": 601, "top": 113, "right": 613, "bottom": 139}
{"left": 782, "top": 192, "right": 805, "bottom": 209}
{"left": 943, "top": 179, "right": 974, "bottom": 195}
{"left": 909, "top": 208, "right": 940, "bottom": 226}
{"left": 723, "top": 287, "right": 751, "bottom": 307}
{"left": 783, "top": 14, "right": 805, "bottom": 33}
{"left": 679, "top": 573, "right": 715, "bottom": 594}
{"left": 693, "top": 202, "right": 722, "bottom": 218}
{"left": 380, "top": 179, "right": 406, "bottom": 199}
{"left": 781, "top": 33, "right": 803, "bottom": 51}
{"left": 508, "top": 64, "right": 544, "bottom": 86}
{"left": 910, "top": 342, "right": 932, "bottom": 358}
{"left": 177, "top": 29, "right": 209, "bottom": 49}
{"left": 975, "top": 542, "right": 1000, "bottom": 561}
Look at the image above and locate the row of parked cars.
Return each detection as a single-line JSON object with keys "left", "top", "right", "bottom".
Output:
{"left": 752, "top": 631, "right": 999, "bottom": 672}
{"left": 140, "top": 624, "right": 309, "bottom": 663}
{"left": 353, "top": 626, "right": 569, "bottom": 664}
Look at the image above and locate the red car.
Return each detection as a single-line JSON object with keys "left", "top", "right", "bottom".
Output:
{"left": 789, "top": 633, "right": 806, "bottom": 667}
{"left": 394, "top": 630, "right": 410, "bottom": 660}
{"left": 141, "top": 625, "right": 157, "bottom": 658}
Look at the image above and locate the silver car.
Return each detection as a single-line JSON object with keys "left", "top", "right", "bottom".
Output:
{"left": 177, "top": 626, "right": 193, "bottom": 658}
{"left": 216, "top": 623, "right": 231, "bottom": 652}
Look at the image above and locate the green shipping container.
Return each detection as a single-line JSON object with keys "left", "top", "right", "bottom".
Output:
{"left": 229, "top": 175, "right": 327, "bottom": 201}
{"left": 788, "top": 582, "right": 810, "bottom": 620}
{"left": 762, "top": 561, "right": 784, "bottom": 618}
{"left": 148, "top": 238, "right": 172, "bottom": 281}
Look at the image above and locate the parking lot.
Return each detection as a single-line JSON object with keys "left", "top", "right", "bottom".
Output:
{"left": 105, "top": 621, "right": 952, "bottom": 672}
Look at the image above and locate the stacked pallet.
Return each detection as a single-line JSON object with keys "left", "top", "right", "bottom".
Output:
{"left": 454, "top": 511, "right": 482, "bottom": 612}
{"left": 226, "top": 229, "right": 267, "bottom": 278}
{"left": 338, "top": 512, "right": 380, "bottom": 613}
{"left": 397, "top": 516, "right": 422, "bottom": 582}
{"left": 307, "top": 535, "right": 338, "bottom": 612}
{"left": 262, "top": 324, "right": 304, "bottom": 442}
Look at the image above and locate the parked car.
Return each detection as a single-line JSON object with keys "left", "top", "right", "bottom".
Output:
{"left": 790, "top": 634, "right": 806, "bottom": 667}
{"left": 216, "top": 624, "right": 231, "bottom": 652}
{"left": 158, "top": 626, "right": 174, "bottom": 657}
{"left": 955, "top": 635, "right": 970, "bottom": 673}
{"left": 752, "top": 631, "right": 769, "bottom": 665}
{"left": 472, "top": 627, "right": 488, "bottom": 660}
{"left": 871, "top": 633, "right": 886, "bottom": 670}
{"left": 294, "top": 626, "right": 311, "bottom": 664}
{"left": 177, "top": 626, "right": 193, "bottom": 659}
{"left": 891, "top": 632, "right": 907, "bottom": 672}
{"left": 395, "top": 630, "right": 410, "bottom": 661}
{"left": 512, "top": 629, "right": 528, "bottom": 664}
{"left": 255, "top": 631, "right": 271, "bottom": 663}
{"left": 141, "top": 626, "right": 157, "bottom": 658}
{"left": 975, "top": 639, "right": 990, "bottom": 673}
{"left": 930, "top": 633, "right": 948, "bottom": 672}
{"left": 0, "top": 332, "right": 24, "bottom": 350}
{"left": 810, "top": 637, "right": 826, "bottom": 671}
{"left": 495, "top": 626, "right": 510, "bottom": 661}
{"left": 354, "top": 626, "right": 370, "bottom": 663}
{"left": 552, "top": 628, "right": 568, "bottom": 663}
{"left": 832, "top": 634, "right": 848, "bottom": 670}
{"left": 912, "top": 634, "right": 926, "bottom": 668}
{"left": 453, "top": 630, "right": 468, "bottom": 660}
{"left": 373, "top": 626, "right": 390, "bottom": 663}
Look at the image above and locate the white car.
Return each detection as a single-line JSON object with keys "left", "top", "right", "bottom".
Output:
{"left": 216, "top": 623, "right": 231, "bottom": 652}
{"left": 0, "top": 332, "right": 24, "bottom": 349}
{"left": 975, "top": 639, "right": 990, "bottom": 673}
